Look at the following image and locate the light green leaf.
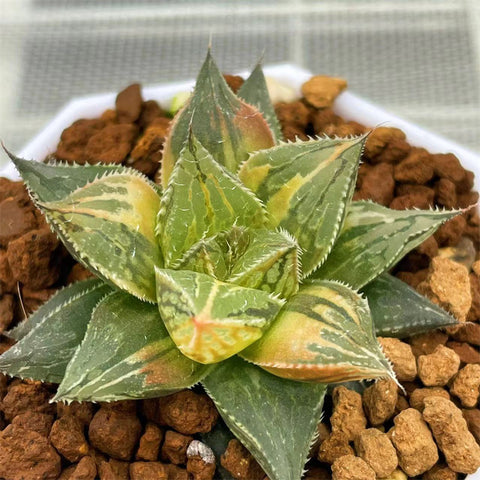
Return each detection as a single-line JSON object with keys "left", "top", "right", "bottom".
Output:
{"left": 241, "top": 279, "right": 395, "bottom": 383}
{"left": 203, "top": 357, "right": 326, "bottom": 480}
{"left": 176, "top": 226, "right": 300, "bottom": 298}
{"left": 315, "top": 201, "right": 461, "bottom": 289}
{"left": 39, "top": 172, "right": 162, "bottom": 302}
{"left": 238, "top": 63, "right": 282, "bottom": 143}
{"left": 55, "top": 291, "right": 210, "bottom": 402}
{"left": 157, "top": 139, "right": 266, "bottom": 267}
{"left": 155, "top": 268, "right": 284, "bottom": 364}
{"left": 0, "top": 279, "right": 111, "bottom": 383}
{"left": 160, "top": 50, "right": 275, "bottom": 188}
{"left": 6, "top": 151, "right": 161, "bottom": 203}
{"left": 363, "top": 273, "right": 459, "bottom": 338}
{"left": 238, "top": 137, "right": 365, "bottom": 276}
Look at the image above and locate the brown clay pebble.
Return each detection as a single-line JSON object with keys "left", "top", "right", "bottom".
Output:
{"left": 116, "top": 84, "right": 143, "bottom": 124}
{"left": 410, "top": 330, "right": 449, "bottom": 357}
{"left": 363, "top": 127, "right": 405, "bottom": 160}
{"left": 1, "top": 381, "right": 54, "bottom": 421}
{"left": 435, "top": 178, "right": 458, "bottom": 208}
{"left": 0, "top": 424, "right": 61, "bottom": 480}
{"left": 362, "top": 378, "right": 398, "bottom": 426}
{"left": 161, "top": 430, "right": 192, "bottom": 465}
{"left": 130, "top": 462, "right": 168, "bottom": 480}
{"left": 0, "top": 294, "right": 14, "bottom": 332}
{"left": 417, "top": 257, "right": 472, "bottom": 322}
{"left": 449, "top": 322, "right": 480, "bottom": 346}
{"left": 0, "top": 197, "right": 37, "bottom": 247}
{"left": 317, "top": 431, "right": 354, "bottom": 464}
{"left": 330, "top": 386, "right": 367, "bottom": 441}
{"left": 223, "top": 74, "right": 244, "bottom": 93}
{"left": 99, "top": 459, "right": 130, "bottom": 480}
{"left": 57, "top": 401, "right": 94, "bottom": 426}
{"left": 394, "top": 395, "right": 410, "bottom": 415}
{"left": 353, "top": 163, "right": 395, "bottom": 206}
{"left": 88, "top": 405, "right": 142, "bottom": 460}
{"left": 58, "top": 465, "right": 76, "bottom": 480}
{"left": 394, "top": 148, "right": 434, "bottom": 184}
{"left": 67, "top": 263, "right": 94, "bottom": 284}
{"left": 424, "top": 463, "right": 458, "bottom": 480}
{"left": 409, "top": 387, "right": 450, "bottom": 411}
{"left": 378, "top": 337, "right": 417, "bottom": 382}
{"left": 389, "top": 408, "right": 438, "bottom": 476}
{"left": 301, "top": 75, "right": 347, "bottom": 108}
{"left": 186, "top": 440, "right": 216, "bottom": 480}
{"left": 450, "top": 363, "right": 480, "bottom": 407}
{"left": 166, "top": 464, "right": 190, "bottom": 480}
{"left": 435, "top": 215, "right": 468, "bottom": 247}
{"left": 158, "top": 390, "right": 218, "bottom": 435}
{"left": 462, "top": 408, "right": 480, "bottom": 444}
{"left": 431, "top": 153, "right": 467, "bottom": 185}
{"left": 354, "top": 428, "right": 398, "bottom": 478}
{"left": 446, "top": 341, "right": 480, "bottom": 364}
{"left": 303, "top": 465, "right": 332, "bottom": 480}
{"left": 423, "top": 396, "right": 480, "bottom": 474}
{"left": 331, "top": 454, "right": 375, "bottom": 480}
{"left": 6, "top": 228, "right": 60, "bottom": 289}
{"left": 0, "top": 250, "right": 16, "bottom": 293}
{"left": 50, "top": 414, "right": 89, "bottom": 462}
{"left": 11, "top": 411, "right": 54, "bottom": 437}
{"left": 417, "top": 345, "right": 460, "bottom": 387}
{"left": 136, "top": 422, "right": 163, "bottom": 461}
{"left": 70, "top": 456, "right": 97, "bottom": 480}
{"left": 221, "top": 439, "right": 265, "bottom": 480}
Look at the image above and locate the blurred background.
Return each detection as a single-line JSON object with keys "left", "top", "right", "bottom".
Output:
{"left": 1, "top": 0, "right": 479, "bottom": 166}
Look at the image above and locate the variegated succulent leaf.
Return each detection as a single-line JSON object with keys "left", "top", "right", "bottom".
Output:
{"left": 241, "top": 279, "right": 395, "bottom": 383}
{"left": 156, "top": 137, "right": 267, "bottom": 267}
{"left": 237, "top": 62, "right": 282, "bottom": 143}
{"left": 315, "top": 201, "right": 462, "bottom": 289}
{"left": 38, "top": 172, "right": 162, "bottom": 302}
{"left": 175, "top": 226, "right": 300, "bottom": 298}
{"left": 238, "top": 136, "right": 365, "bottom": 276}
{"left": 0, "top": 279, "right": 112, "bottom": 383}
{"left": 55, "top": 291, "right": 210, "bottom": 402}
{"left": 160, "top": 50, "right": 275, "bottom": 188}
{"left": 203, "top": 357, "right": 326, "bottom": 480}
{"left": 155, "top": 268, "right": 285, "bottom": 364}
{"left": 363, "top": 273, "right": 458, "bottom": 338}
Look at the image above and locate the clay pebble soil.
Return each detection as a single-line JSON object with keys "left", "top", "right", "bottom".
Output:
{"left": 0, "top": 75, "right": 479, "bottom": 479}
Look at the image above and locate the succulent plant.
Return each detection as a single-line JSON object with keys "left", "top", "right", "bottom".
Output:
{"left": 2, "top": 52, "right": 461, "bottom": 480}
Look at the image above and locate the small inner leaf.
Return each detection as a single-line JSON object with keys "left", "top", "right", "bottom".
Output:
{"left": 0, "top": 279, "right": 112, "bottom": 383}
{"left": 238, "top": 63, "right": 282, "bottom": 143}
{"left": 363, "top": 273, "right": 459, "bottom": 338}
{"left": 160, "top": 50, "right": 275, "bottom": 188}
{"left": 203, "top": 357, "right": 326, "bottom": 480}
{"left": 156, "top": 138, "right": 266, "bottom": 267}
{"left": 39, "top": 172, "right": 162, "bottom": 302}
{"left": 241, "top": 279, "right": 395, "bottom": 383}
{"left": 155, "top": 268, "right": 284, "bottom": 364}
{"left": 55, "top": 291, "right": 210, "bottom": 402}
{"left": 315, "top": 201, "right": 461, "bottom": 289}
{"left": 238, "top": 137, "right": 365, "bottom": 275}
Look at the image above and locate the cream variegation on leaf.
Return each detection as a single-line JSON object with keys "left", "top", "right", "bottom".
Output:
{"left": 1, "top": 51, "right": 464, "bottom": 480}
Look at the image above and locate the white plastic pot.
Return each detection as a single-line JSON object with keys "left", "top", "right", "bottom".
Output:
{"left": 1, "top": 65, "right": 479, "bottom": 480}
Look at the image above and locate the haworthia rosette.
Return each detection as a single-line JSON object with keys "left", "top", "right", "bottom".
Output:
{"left": 364, "top": 273, "right": 458, "bottom": 338}
{"left": 160, "top": 50, "right": 275, "bottom": 187}
{"left": 38, "top": 173, "right": 162, "bottom": 302}
{"left": 0, "top": 279, "right": 112, "bottom": 383}
{"left": 55, "top": 291, "right": 210, "bottom": 402}
{"left": 241, "top": 279, "right": 395, "bottom": 383}
{"left": 237, "top": 63, "right": 282, "bottom": 143}
{"left": 238, "top": 137, "right": 365, "bottom": 276}
{"left": 203, "top": 357, "right": 326, "bottom": 480}
{"left": 5, "top": 152, "right": 160, "bottom": 203}
{"left": 176, "top": 227, "right": 300, "bottom": 298}
{"left": 315, "top": 201, "right": 461, "bottom": 289}
{"left": 155, "top": 268, "right": 284, "bottom": 364}
{"left": 156, "top": 138, "right": 266, "bottom": 267}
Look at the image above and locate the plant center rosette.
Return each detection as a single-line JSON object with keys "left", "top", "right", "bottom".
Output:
{"left": 0, "top": 52, "right": 466, "bottom": 480}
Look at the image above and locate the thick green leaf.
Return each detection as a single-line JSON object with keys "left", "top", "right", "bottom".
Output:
{"left": 6, "top": 152, "right": 160, "bottom": 203}
{"left": 176, "top": 227, "right": 300, "bottom": 298}
{"left": 55, "top": 291, "right": 210, "bottom": 402}
{"left": 316, "top": 201, "right": 461, "bottom": 289}
{"left": 155, "top": 268, "right": 284, "bottom": 364}
{"left": 0, "top": 279, "right": 111, "bottom": 383}
{"left": 363, "top": 273, "right": 458, "bottom": 338}
{"left": 157, "top": 139, "right": 266, "bottom": 267}
{"left": 203, "top": 357, "right": 326, "bottom": 480}
{"left": 238, "top": 63, "right": 282, "bottom": 143}
{"left": 160, "top": 50, "right": 275, "bottom": 188}
{"left": 238, "top": 137, "right": 365, "bottom": 276}
{"left": 241, "top": 279, "right": 395, "bottom": 383}
{"left": 39, "top": 172, "right": 162, "bottom": 302}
